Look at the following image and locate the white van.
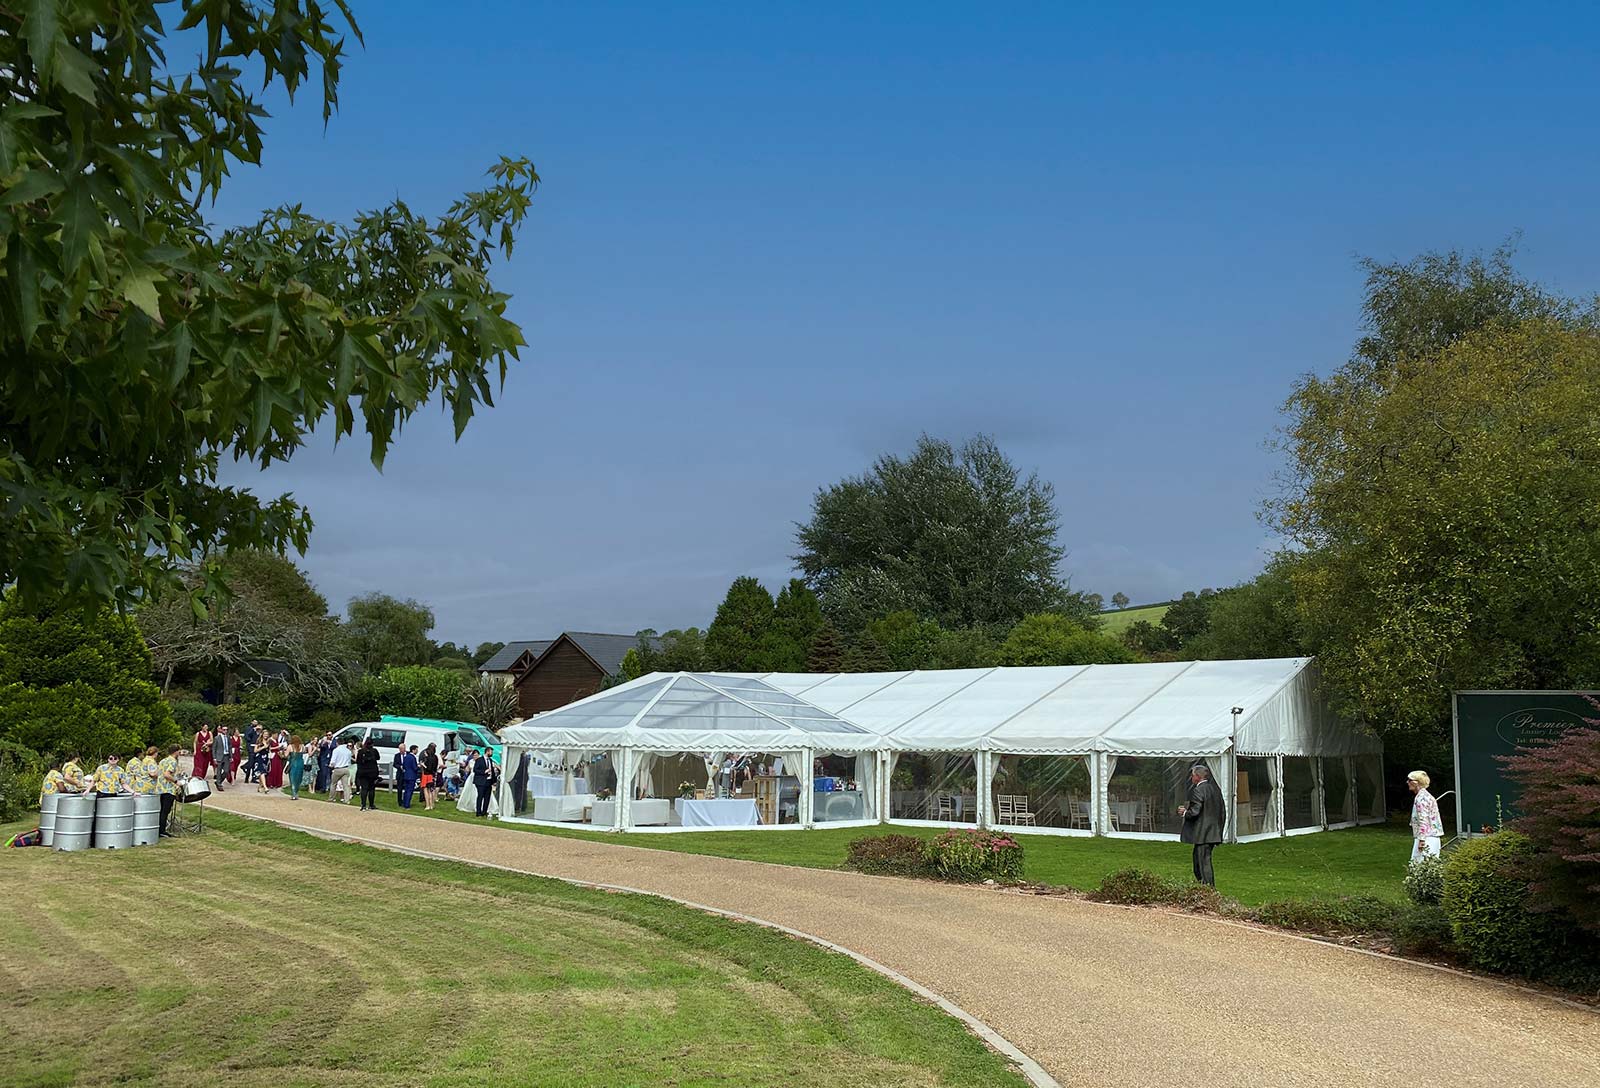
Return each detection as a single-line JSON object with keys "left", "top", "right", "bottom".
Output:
{"left": 330, "top": 716, "right": 503, "bottom": 786}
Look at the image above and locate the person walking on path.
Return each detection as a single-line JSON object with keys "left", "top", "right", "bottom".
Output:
{"left": 420, "top": 743, "right": 440, "bottom": 810}
{"left": 354, "top": 739, "right": 381, "bottom": 812}
{"left": 210, "top": 727, "right": 233, "bottom": 792}
{"left": 242, "top": 720, "right": 260, "bottom": 783}
{"left": 1407, "top": 770, "right": 1444, "bottom": 863}
{"left": 157, "top": 746, "right": 183, "bottom": 836}
{"left": 262, "top": 735, "right": 285, "bottom": 791}
{"left": 286, "top": 737, "right": 306, "bottom": 800}
{"left": 192, "top": 726, "right": 213, "bottom": 784}
{"left": 1178, "top": 762, "right": 1225, "bottom": 886}
{"left": 227, "top": 727, "right": 244, "bottom": 784}
{"left": 328, "top": 740, "right": 354, "bottom": 802}
{"left": 398, "top": 745, "right": 420, "bottom": 809}
{"left": 314, "top": 733, "right": 333, "bottom": 794}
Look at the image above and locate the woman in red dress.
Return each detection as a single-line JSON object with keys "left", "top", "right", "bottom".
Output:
{"left": 193, "top": 727, "right": 212, "bottom": 781}
{"left": 264, "top": 736, "right": 285, "bottom": 790}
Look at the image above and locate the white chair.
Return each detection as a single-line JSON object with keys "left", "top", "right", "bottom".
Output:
{"left": 1133, "top": 799, "right": 1155, "bottom": 832}
{"left": 936, "top": 794, "right": 956, "bottom": 821}
{"left": 996, "top": 795, "right": 1016, "bottom": 822}
{"left": 1072, "top": 800, "right": 1093, "bottom": 829}
{"left": 999, "top": 793, "right": 1036, "bottom": 826}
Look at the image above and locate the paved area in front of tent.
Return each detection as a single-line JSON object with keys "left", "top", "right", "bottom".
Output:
{"left": 211, "top": 790, "right": 1599, "bottom": 1088}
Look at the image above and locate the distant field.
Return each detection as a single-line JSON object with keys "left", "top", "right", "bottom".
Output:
{"left": 1097, "top": 602, "right": 1171, "bottom": 634}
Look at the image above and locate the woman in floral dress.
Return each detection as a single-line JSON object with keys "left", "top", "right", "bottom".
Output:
{"left": 1407, "top": 770, "right": 1444, "bottom": 863}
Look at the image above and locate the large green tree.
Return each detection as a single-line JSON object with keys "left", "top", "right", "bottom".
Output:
{"left": 1187, "top": 558, "right": 1306, "bottom": 661}
{"left": 138, "top": 549, "right": 351, "bottom": 701}
{"left": 704, "top": 576, "right": 776, "bottom": 671}
{"left": 1272, "top": 318, "right": 1600, "bottom": 732}
{"left": 766, "top": 579, "right": 825, "bottom": 671}
{"left": 345, "top": 592, "right": 436, "bottom": 672}
{"left": 0, "top": 1, "right": 536, "bottom": 611}
{"left": 795, "top": 434, "right": 1083, "bottom": 634}
{"left": 0, "top": 592, "right": 178, "bottom": 759}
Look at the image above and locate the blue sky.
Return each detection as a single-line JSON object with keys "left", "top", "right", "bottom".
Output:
{"left": 215, "top": 2, "right": 1600, "bottom": 644}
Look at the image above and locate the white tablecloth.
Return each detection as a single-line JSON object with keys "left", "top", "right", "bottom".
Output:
{"left": 813, "top": 790, "right": 865, "bottom": 821}
{"left": 675, "top": 798, "right": 761, "bottom": 828}
{"left": 528, "top": 774, "right": 587, "bottom": 798}
{"left": 532, "top": 794, "right": 594, "bottom": 822}
{"left": 627, "top": 798, "right": 671, "bottom": 826}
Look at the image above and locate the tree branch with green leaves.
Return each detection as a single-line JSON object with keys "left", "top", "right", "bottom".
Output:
{"left": 0, "top": 0, "right": 538, "bottom": 610}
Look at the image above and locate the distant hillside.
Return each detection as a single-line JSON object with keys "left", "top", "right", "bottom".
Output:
{"left": 1096, "top": 602, "right": 1173, "bottom": 635}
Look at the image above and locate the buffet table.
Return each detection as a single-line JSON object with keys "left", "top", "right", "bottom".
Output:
{"left": 812, "top": 790, "right": 866, "bottom": 822}
{"left": 590, "top": 798, "right": 672, "bottom": 827}
{"left": 532, "top": 794, "right": 594, "bottom": 822}
{"left": 528, "top": 774, "right": 586, "bottom": 798}
{"left": 675, "top": 797, "right": 761, "bottom": 828}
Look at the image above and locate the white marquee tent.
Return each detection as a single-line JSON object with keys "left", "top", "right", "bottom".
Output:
{"left": 497, "top": 658, "right": 1384, "bottom": 839}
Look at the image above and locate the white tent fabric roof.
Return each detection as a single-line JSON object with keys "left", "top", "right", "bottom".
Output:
{"left": 500, "top": 659, "right": 1379, "bottom": 759}
{"left": 498, "top": 672, "right": 878, "bottom": 753}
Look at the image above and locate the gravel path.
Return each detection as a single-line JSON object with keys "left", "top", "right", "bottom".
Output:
{"left": 211, "top": 791, "right": 1599, "bottom": 1087}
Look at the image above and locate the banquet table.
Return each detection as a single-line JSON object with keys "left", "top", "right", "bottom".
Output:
{"left": 675, "top": 797, "right": 761, "bottom": 828}
{"left": 812, "top": 790, "right": 865, "bottom": 822}
{"left": 1110, "top": 800, "right": 1139, "bottom": 829}
{"left": 528, "top": 774, "right": 587, "bottom": 798}
{"left": 532, "top": 794, "right": 594, "bottom": 822}
{"left": 589, "top": 798, "right": 671, "bottom": 826}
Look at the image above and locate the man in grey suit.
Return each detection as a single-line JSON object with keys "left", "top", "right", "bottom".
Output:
{"left": 211, "top": 726, "right": 233, "bottom": 792}
{"left": 1178, "top": 763, "right": 1224, "bottom": 886}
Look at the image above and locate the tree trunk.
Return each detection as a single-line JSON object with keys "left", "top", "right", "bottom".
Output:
{"left": 223, "top": 667, "right": 237, "bottom": 704}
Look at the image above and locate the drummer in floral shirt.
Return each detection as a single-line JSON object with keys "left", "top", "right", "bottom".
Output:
{"left": 89, "top": 754, "right": 129, "bottom": 796}
{"left": 1407, "top": 769, "right": 1444, "bottom": 863}
{"left": 60, "top": 757, "right": 87, "bottom": 792}
{"left": 156, "top": 746, "right": 183, "bottom": 838}
{"left": 39, "top": 766, "right": 67, "bottom": 805}
{"left": 128, "top": 747, "right": 160, "bottom": 795}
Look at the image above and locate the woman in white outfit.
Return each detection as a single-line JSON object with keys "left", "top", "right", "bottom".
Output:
{"left": 1407, "top": 770, "right": 1443, "bottom": 863}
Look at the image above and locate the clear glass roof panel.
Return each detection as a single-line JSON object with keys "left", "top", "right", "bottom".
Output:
{"left": 520, "top": 677, "right": 670, "bottom": 731}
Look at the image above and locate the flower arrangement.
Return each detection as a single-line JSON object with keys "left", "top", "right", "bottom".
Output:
{"left": 676, "top": 781, "right": 697, "bottom": 799}
{"left": 595, "top": 787, "right": 613, "bottom": 801}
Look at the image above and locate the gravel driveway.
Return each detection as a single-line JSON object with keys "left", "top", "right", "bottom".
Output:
{"left": 211, "top": 791, "right": 1599, "bottom": 1087}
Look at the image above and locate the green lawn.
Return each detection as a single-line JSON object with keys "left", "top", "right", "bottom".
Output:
{"left": 291, "top": 787, "right": 1413, "bottom": 906}
{"left": 0, "top": 812, "right": 1026, "bottom": 1088}
{"left": 1096, "top": 603, "right": 1171, "bottom": 635}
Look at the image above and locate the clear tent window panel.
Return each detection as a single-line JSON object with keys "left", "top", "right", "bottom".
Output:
{"left": 812, "top": 752, "right": 876, "bottom": 823}
{"left": 629, "top": 750, "right": 802, "bottom": 827}
{"left": 1235, "top": 757, "right": 1279, "bottom": 836}
{"left": 1282, "top": 756, "right": 1320, "bottom": 830}
{"left": 1105, "top": 756, "right": 1194, "bottom": 835}
{"left": 537, "top": 678, "right": 671, "bottom": 731}
{"left": 1321, "top": 756, "right": 1354, "bottom": 825}
{"left": 509, "top": 749, "right": 615, "bottom": 824}
{"left": 990, "top": 754, "right": 1092, "bottom": 830}
{"left": 1354, "top": 753, "right": 1386, "bottom": 822}
{"left": 888, "top": 752, "right": 978, "bottom": 822}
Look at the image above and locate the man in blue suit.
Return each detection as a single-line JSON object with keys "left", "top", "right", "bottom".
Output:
{"left": 399, "top": 745, "right": 421, "bottom": 809}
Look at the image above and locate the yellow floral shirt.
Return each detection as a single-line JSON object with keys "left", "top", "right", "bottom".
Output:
{"left": 40, "top": 769, "right": 66, "bottom": 799}
{"left": 157, "top": 755, "right": 182, "bottom": 795}
{"left": 62, "top": 760, "right": 86, "bottom": 790}
{"left": 90, "top": 762, "right": 129, "bottom": 794}
{"left": 128, "top": 756, "right": 159, "bottom": 795}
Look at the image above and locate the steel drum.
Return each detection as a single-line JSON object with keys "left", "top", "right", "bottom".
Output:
{"left": 93, "top": 794, "right": 135, "bottom": 849}
{"left": 39, "top": 791, "right": 58, "bottom": 847}
{"left": 53, "top": 794, "right": 96, "bottom": 852}
{"left": 131, "top": 794, "right": 162, "bottom": 846}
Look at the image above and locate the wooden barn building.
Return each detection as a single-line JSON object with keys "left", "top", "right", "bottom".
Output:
{"left": 478, "top": 632, "right": 660, "bottom": 719}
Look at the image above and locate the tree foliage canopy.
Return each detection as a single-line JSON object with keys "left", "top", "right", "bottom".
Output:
{"left": 795, "top": 435, "right": 1079, "bottom": 634}
{"left": 345, "top": 592, "right": 436, "bottom": 673}
{"left": 1273, "top": 312, "right": 1600, "bottom": 731}
{"left": 704, "top": 576, "right": 776, "bottom": 671}
{"left": 0, "top": 0, "right": 536, "bottom": 610}
{"left": 996, "top": 613, "right": 1135, "bottom": 667}
{"left": 138, "top": 549, "right": 350, "bottom": 701}
{"left": 0, "top": 592, "right": 178, "bottom": 759}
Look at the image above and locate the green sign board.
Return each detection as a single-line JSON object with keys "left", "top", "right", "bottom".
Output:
{"left": 1452, "top": 691, "right": 1596, "bottom": 836}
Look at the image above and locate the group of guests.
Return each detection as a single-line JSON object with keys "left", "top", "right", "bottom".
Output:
{"left": 191, "top": 721, "right": 311, "bottom": 799}
{"left": 39, "top": 746, "right": 188, "bottom": 837}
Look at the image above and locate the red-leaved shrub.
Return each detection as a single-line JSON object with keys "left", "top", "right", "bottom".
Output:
{"left": 1503, "top": 703, "right": 1600, "bottom": 936}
